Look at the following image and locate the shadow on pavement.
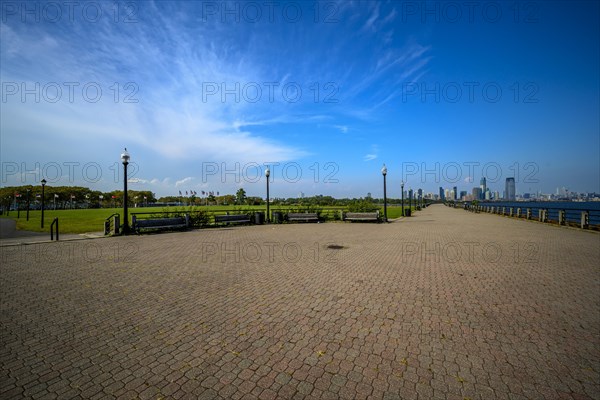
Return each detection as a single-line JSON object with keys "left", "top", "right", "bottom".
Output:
{"left": 0, "top": 218, "right": 46, "bottom": 239}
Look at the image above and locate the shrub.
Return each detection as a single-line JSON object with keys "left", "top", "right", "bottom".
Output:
{"left": 347, "top": 200, "right": 379, "bottom": 213}
{"left": 188, "top": 209, "right": 209, "bottom": 227}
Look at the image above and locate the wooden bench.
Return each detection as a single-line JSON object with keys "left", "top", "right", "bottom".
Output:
{"left": 214, "top": 214, "right": 251, "bottom": 225}
{"left": 343, "top": 211, "right": 380, "bottom": 222}
{"left": 132, "top": 215, "right": 189, "bottom": 233}
{"left": 287, "top": 212, "right": 319, "bottom": 222}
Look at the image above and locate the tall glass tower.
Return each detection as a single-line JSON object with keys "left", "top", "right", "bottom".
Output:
{"left": 480, "top": 177, "right": 487, "bottom": 199}
{"left": 505, "top": 178, "right": 516, "bottom": 200}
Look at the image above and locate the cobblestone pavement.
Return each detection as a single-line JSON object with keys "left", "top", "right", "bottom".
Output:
{"left": 1, "top": 205, "right": 599, "bottom": 399}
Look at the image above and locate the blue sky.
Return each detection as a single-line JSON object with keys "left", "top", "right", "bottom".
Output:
{"left": 1, "top": 1, "right": 599, "bottom": 198}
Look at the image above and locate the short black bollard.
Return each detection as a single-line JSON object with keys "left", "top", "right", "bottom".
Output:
{"left": 50, "top": 218, "right": 59, "bottom": 241}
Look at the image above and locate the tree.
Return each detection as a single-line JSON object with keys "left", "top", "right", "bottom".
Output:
{"left": 219, "top": 194, "right": 235, "bottom": 205}
{"left": 235, "top": 188, "right": 247, "bottom": 204}
{"left": 246, "top": 196, "right": 263, "bottom": 205}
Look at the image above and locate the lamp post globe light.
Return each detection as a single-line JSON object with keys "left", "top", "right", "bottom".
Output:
{"left": 401, "top": 180, "right": 405, "bottom": 217}
{"left": 265, "top": 167, "right": 270, "bottom": 223}
{"left": 41, "top": 179, "right": 47, "bottom": 228}
{"left": 121, "top": 148, "right": 130, "bottom": 234}
{"left": 381, "top": 164, "right": 388, "bottom": 222}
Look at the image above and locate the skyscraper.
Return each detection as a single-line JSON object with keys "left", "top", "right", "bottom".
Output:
{"left": 505, "top": 178, "right": 516, "bottom": 201}
{"left": 472, "top": 187, "right": 482, "bottom": 200}
{"left": 480, "top": 177, "right": 487, "bottom": 198}
{"left": 439, "top": 187, "right": 445, "bottom": 201}
{"left": 453, "top": 186, "right": 458, "bottom": 200}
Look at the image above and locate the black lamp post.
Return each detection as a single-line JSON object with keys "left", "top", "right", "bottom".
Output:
{"left": 409, "top": 188, "right": 412, "bottom": 212}
{"left": 401, "top": 180, "right": 405, "bottom": 217}
{"left": 41, "top": 179, "right": 46, "bottom": 228}
{"left": 265, "top": 167, "right": 270, "bottom": 223}
{"left": 121, "top": 148, "right": 130, "bottom": 234}
{"left": 381, "top": 164, "right": 388, "bottom": 222}
{"left": 26, "top": 189, "right": 30, "bottom": 221}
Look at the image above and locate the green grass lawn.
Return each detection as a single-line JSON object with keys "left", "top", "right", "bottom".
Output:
{"left": 1, "top": 205, "right": 417, "bottom": 234}
{"left": 385, "top": 206, "right": 415, "bottom": 219}
{"left": 1, "top": 208, "right": 124, "bottom": 234}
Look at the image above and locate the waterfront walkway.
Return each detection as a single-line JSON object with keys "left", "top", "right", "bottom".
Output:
{"left": 1, "top": 205, "right": 598, "bottom": 399}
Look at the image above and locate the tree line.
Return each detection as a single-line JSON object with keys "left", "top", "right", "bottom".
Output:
{"left": 0, "top": 185, "right": 156, "bottom": 209}
{"left": 1, "top": 185, "right": 429, "bottom": 210}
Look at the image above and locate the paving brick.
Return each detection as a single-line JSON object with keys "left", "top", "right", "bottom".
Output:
{"left": 0, "top": 205, "right": 598, "bottom": 399}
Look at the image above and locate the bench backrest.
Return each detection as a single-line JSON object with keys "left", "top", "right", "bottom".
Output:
{"left": 215, "top": 214, "right": 250, "bottom": 221}
{"left": 345, "top": 212, "right": 379, "bottom": 219}
{"left": 288, "top": 213, "right": 318, "bottom": 218}
{"left": 135, "top": 217, "right": 186, "bottom": 227}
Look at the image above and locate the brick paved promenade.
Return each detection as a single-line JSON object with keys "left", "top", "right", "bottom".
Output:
{"left": 1, "top": 205, "right": 599, "bottom": 399}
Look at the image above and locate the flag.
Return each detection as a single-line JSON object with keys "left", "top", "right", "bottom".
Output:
{"left": 54, "top": 194, "right": 59, "bottom": 198}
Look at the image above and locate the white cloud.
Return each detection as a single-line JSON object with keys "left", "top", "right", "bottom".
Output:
{"left": 128, "top": 178, "right": 149, "bottom": 184}
{"left": 175, "top": 177, "right": 194, "bottom": 187}
{"left": 0, "top": 11, "right": 307, "bottom": 167}
{"left": 361, "top": 3, "right": 380, "bottom": 33}
{"left": 364, "top": 144, "right": 379, "bottom": 161}
{"left": 333, "top": 125, "right": 349, "bottom": 134}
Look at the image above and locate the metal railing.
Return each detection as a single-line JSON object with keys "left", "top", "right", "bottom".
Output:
{"left": 460, "top": 203, "right": 599, "bottom": 230}
{"left": 104, "top": 213, "right": 120, "bottom": 235}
